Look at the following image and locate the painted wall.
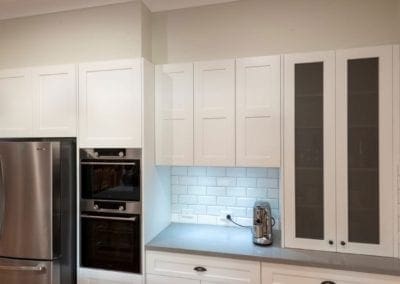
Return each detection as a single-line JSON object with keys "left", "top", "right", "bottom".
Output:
{"left": 152, "top": 0, "right": 400, "bottom": 64}
{"left": 0, "top": 1, "right": 143, "bottom": 68}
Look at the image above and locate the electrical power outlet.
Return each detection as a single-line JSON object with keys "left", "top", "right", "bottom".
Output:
{"left": 218, "top": 210, "right": 232, "bottom": 225}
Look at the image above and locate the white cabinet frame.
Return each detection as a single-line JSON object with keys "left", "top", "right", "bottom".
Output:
{"left": 236, "top": 55, "right": 281, "bottom": 167}
{"left": 78, "top": 59, "right": 142, "bottom": 148}
{"left": 0, "top": 68, "right": 33, "bottom": 137}
{"left": 155, "top": 63, "right": 194, "bottom": 165}
{"left": 32, "top": 64, "right": 77, "bottom": 137}
{"left": 194, "top": 60, "right": 235, "bottom": 166}
{"left": 283, "top": 51, "right": 337, "bottom": 251}
{"left": 336, "top": 45, "right": 395, "bottom": 257}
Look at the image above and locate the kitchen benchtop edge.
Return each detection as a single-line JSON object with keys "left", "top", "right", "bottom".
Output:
{"left": 145, "top": 223, "right": 400, "bottom": 277}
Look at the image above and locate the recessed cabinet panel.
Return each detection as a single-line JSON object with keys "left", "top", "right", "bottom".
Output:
{"left": 0, "top": 69, "right": 32, "bottom": 137}
{"left": 294, "top": 62, "right": 324, "bottom": 240}
{"left": 284, "top": 51, "right": 336, "bottom": 252}
{"left": 155, "top": 64, "right": 193, "bottom": 165}
{"left": 236, "top": 56, "right": 281, "bottom": 167}
{"left": 336, "top": 46, "right": 394, "bottom": 257}
{"left": 347, "top": 58, "right": 379, "bottom": 244}
{"left": 194, "top": 60, "right": 235, "bottom": 166}
{"left": 32, "top": 65, "right": 77, "bottom": 137}
{"left": 79, "top": 60, "right": 141, "bottom": 147}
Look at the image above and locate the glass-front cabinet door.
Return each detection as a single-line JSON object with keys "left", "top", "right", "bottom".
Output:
{"left": 336, "top": 46, "right": 394, "bottom": 257}
{"left": 284, "top": 51, "right": 336, "bottom": 251}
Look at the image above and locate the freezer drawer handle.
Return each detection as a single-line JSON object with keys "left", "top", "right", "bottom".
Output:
{"left": 0, "top": 264, "right": 46, "bottom": 272}
{"left": 81, "top": 214, "right": 137, "bottom": 222}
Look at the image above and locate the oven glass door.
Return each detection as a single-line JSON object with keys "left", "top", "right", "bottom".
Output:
{"left": 81, "top": 215, "right": 141, "bottom": 273}
{"left": 81, "top": 160, "right": 140, "bottom": 201}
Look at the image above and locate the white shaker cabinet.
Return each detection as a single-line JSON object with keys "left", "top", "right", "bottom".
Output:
{"left": 262, "top": 263, "right": 400, "bottom": 284}
{"left": 194, "top": 60, "right": 235, "bottom": 166}
{"left": 147, "top": 275, "right": 200, "bottom": 284}
{"left": 283, "top": 51, "right": 337, "bottom": 252}
{"left": 335, "top": 45, "right": 395, "bottom": 257}
{"left": 79, "top": 59, "right": 142, "bottom": 148}
{"left": 155, "top": 63, "right": 194, "bottom": 165}
{"left": 146, "top": 251, "right": 261, "bottom": 284}
{"left": 32, "top": 65, "right": 77, "bottom": 137}
{"left": 283, "top": 45, "right": 396, "bottom": 257}
{"left": 236, "top": 56, "right": 281, "bottom": 167}
{"left": 0, "top": 68, "right": 33, "bottom": 137}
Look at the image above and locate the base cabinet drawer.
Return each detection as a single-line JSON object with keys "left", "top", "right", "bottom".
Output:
{"left": 262, "top": 263, "right": 400, "bottom": 284}
{"left": 147, "top": 274, "right": 200, "bottom": 284}
{"left": 146, "top": 251, "right": 261, "bottom": 284}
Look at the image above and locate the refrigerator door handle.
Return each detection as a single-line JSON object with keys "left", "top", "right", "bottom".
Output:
{"left": 0, "top": 157, "right": 4, "bottom": 236}
{"left": 0, "top": 263, "right": 46, "bottom": 272}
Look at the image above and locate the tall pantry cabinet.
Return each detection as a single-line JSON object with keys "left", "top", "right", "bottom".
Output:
{"left": 283, "top": 45, "right": 397, "bottom": 257}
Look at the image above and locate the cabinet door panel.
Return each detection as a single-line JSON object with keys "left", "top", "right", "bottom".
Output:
{"left": 0, "top": 69, "right": 32, "bottom": 137}
{"left": 283, "top": 51, "right": 336, "bottom": 251}
{"left": 262, "top": 263, "right": 400, "bottom": 284}
{"left": 147, "top": 274, "right": 199, "bottom": 284}
{"left": 194, "top": 60, "right": 235, "bottom": 166}
{"left": 236, "top": 56, "right": 281, "bottom": 167}
{"left": 79, "top": 59, "right": 141, "bottom": 147}
{"left": 336, "top": 45, "right": 394, "bottom": 256}
{"left": 32, "top": 65, "right": 77, "bottom": 137}
{"left": 156, "top": 63, "right": 193, "bottom": 165}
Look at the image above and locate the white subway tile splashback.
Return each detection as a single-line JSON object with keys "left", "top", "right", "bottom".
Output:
{"left": 171, "top": 166, "right": 280, "bottom": 228}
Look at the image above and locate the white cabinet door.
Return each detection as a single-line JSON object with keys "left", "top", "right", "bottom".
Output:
{"left": 335, "top": 45, "right": 394, "bottom": 257}
{"left": 262, "top": 263, "right": 400, "bottom": 284}
{"left": 32, "top": 65, "right": 77, "bottom": 137}
{"left": 146, "top": 251, "right": 260, "bottom": 284}
{"left": 236, "top": 56, "right": 281, "bottom": 167}
{"left": 155, "top": 63, "right": 193, "bottom": 165}
{"left": 79, "top": 59, "right": 142, "bottom": 148}
{"left": 194, "top": 60, "right": 235, "bottom": 166}
{"left": 283, "top": 51, "right": 336, "bottom": 252}
{"left": 0, "top": 68, "right": 32, "bottom": 137}
{"left": 147, "top": 274, "right": 200, "bottom": 284}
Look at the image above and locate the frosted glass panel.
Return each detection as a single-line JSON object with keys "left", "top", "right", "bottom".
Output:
{"left": 294, "top": 62, "right": 324, "bottom": 240}
{"left": 347, "top": 58, "right": 379, "bottom": 244}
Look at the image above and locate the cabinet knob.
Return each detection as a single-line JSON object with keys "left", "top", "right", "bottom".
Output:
{"left": 321, "top": 281, "right": 336, "bottom": 284}
{"left": 340, "top": 241, "right": 346, "bottom": 246}
{"left": 328, "top": 240, "right": 334, "bottom": 245}
{"left": 193, "top": 266, "right": 207, "bottom": 272}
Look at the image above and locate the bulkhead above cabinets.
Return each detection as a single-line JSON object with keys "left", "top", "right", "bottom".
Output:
{"left": 155, "top": 55, "right": 282, "bottom": 168}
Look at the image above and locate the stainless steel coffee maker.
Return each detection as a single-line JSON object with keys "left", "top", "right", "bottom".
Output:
{"left": 252, "top": 201, "right": 274, "bottom": 246}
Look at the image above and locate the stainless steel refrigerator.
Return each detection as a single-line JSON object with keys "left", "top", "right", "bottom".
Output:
{"left": 0, "top": 140, "right": 76, "bottom": 284}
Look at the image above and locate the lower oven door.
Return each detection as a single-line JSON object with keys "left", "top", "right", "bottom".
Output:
{"left": 0, "top": 258, "right": 59, "bottom": 284}
{"left": 81, "top": 214, "right": 141, "bottom": 274}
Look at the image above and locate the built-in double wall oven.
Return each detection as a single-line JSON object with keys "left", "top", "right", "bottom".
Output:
{"left": 80, "top": 148, "right": 141, "bottom": 274}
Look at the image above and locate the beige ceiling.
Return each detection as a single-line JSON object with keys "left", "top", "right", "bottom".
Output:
{"left": 0, "top": 0, "right": 239, "bottom": 20}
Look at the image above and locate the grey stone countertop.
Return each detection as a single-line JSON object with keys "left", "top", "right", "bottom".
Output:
{"left": 145, "top": 223, "right": 400, "bottom": 277}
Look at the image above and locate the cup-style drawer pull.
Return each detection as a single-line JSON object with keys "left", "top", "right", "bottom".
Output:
{"left": 193, "top": 266, "right": 207, "bottom": 272}
{"left": 321, "top": 281, "right": 336, "bottom": 284}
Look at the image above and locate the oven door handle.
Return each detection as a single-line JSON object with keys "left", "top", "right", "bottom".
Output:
{"left": 81, "top": 214, "right": 137, "bottom": 222}
{"left": 80, "top": 162, "right": 136, "bottom": 165}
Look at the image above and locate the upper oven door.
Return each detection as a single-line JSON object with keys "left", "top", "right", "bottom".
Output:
{"left": 81, "top": 160, "right": 140, "bottom": 201}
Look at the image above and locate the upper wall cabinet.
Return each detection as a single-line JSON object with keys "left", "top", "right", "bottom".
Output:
{"left": 335, "top": 45, "right": 394, "bottom": 257}
{"left": 194, "top": 60, "right": 235, "bottom": 166}
{"left": 284, "top": 45, "right": 396, "bottom": 257}
{"left": 236, "top": 56, "right": 281, "bottom": 167}
{"left": 79, "top": 59, "right": 142, "bottom": 148}
{"left": 32, "top": 65, "right": 77, "bottom": 137}
{"left": 0, "top": 65, "right": 77, "bottom": 138}
{"left": 0, "top": 68, "right": 33, "bottom": 137}
{"left": 155, "top": 63, "right": 194, "bottom": 165}
{"left": 283, "top": 51, "right": 336, "bottom": 252}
